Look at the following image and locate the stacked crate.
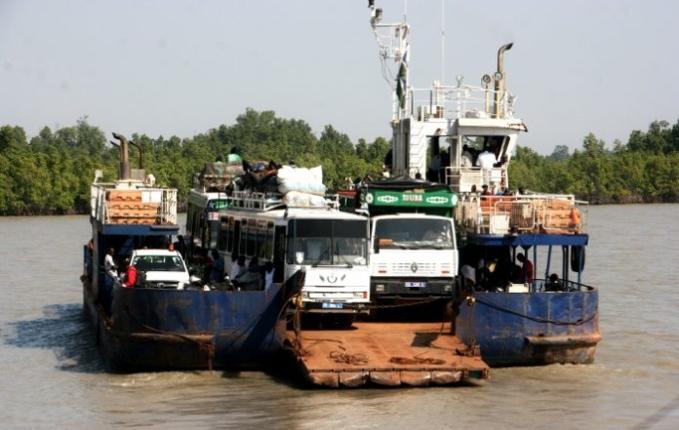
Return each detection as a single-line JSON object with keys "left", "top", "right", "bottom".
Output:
{"left": 539, "top": 199, "right": 580, "bottom": 234}
{"left": 106, "top": 190, "right": 160, "bottom": 225}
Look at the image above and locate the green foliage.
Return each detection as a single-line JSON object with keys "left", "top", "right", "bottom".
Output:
{"left": 510, "top": 125, "right": 679, "bottom": 203}
{"left": 2, "top": 111, "right": 678, "bottom": 214}
{"left": 0, "top": 109, "right": 389, "bottom": 215}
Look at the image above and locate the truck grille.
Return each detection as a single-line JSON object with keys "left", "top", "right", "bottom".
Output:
{"left": 390, "top": 262, "right": 437, "bottom": 276}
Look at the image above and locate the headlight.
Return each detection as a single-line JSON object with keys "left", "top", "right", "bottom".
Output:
{"left": 375, "top": 284, "right": 385, "bottom": 292}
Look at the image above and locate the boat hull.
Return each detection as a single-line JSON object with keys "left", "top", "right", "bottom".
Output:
{"left": 455, "top": 288, "right": 600, "bottom": 366}
{"left": 83, "top": 280, "right": 290, "bottom": 371}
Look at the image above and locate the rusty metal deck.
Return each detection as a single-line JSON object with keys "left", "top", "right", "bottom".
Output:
{"left": 287, "top": 322, "right": 490, "bottom": 388}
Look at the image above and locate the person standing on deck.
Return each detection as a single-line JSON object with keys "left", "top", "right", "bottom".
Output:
{"left": 122, "top": 262, "right": 137, "bottom": 288}
{"left": 517, "top": 253, "right": 534, "bottom": 284}
{"left": 210, "top": 249, "right": 225, "bottom": 283}
{"left": 104, "top": 248, "right": 118, "bottom": 281}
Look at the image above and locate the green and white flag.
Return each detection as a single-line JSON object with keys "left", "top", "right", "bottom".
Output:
{"left": 395, "top": 43, "right": 409, "bottom": 109}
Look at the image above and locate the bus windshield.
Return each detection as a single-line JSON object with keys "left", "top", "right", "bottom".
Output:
{"left": 374, "top": 218, "right": 454, "bottom": 251}
{"left": 288, "top": 219, "right": 368, "bottom": 266}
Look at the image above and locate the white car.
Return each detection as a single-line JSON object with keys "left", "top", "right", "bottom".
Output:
{"left": 129, "top": 249, "right": 198, "bottom": 290}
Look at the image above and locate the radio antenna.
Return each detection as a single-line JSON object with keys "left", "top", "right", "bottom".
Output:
{"left": 440, "top": 0, "right": 445, "bottom": 82}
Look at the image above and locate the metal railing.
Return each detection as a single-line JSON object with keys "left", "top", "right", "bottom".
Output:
{"left": 404, "top": 84, "right": 516, "bottom": 121}
{"left": 532, "top": 279, "right": 595, "bottom": 293}
{"left": 90, "top": 183, "right": 178, "bottom": 225}
{"left": 229, "top": 191, "right": 340, "bottom": 211}
{"left": 229, "top": 191, "right": 284, "bottom": 211}
{"left": 455, "top": 194, "right": 588, "bottom": 235}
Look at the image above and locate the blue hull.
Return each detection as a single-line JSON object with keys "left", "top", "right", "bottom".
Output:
{"left": 455, "top": 289, "right": 600, "bottom": 366}
{"left": 83, "top": 281, "right": 291, "bottom": 371}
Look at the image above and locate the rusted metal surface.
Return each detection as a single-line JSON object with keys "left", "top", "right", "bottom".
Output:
{"left": 83, "top": 269, "right": 305, "bottom": 372}
{"left": 288, "top": 322, "right": 489, "bottom": 388}
{"left": 456, "top": 289, "right": 601, "bottom": 366}
{"left": 525, "top": 333, "right": 602, "bottom": 347}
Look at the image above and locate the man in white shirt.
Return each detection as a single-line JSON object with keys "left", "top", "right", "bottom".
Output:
{"left": 104, "top": 247, "right": 118, "bottom": 281}
{"left": 476, "top": 148, "right": 497, "bottom": 169}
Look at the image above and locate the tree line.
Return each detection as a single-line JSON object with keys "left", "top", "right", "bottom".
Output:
{"left": 1, "top": 110, "right": 677, "bottom": 215}
{"left": 509, "top": 120, "right": 679, "bottom": 203}
{"left": 0, "top": 109, "right": 389, "bottom": 215}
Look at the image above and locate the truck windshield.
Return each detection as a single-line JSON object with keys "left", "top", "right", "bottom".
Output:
{"left": 288, "top": 219, "right": 368, "bottom": 266}
{"left": 132, "top": 255, "right": 186, "bottom": 272}
{"left": 374, "top": 218, "right": 454, "bottom": 251}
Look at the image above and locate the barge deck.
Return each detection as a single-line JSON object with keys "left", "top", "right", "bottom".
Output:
{"left": 287, "top": 322, "right": 490, "bottom": 388}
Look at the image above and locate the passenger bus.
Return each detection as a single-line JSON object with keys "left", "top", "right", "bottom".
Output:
{"left": 217, "top": 191, "right": 371, "bottom": 320}
{"left": 186, "top": 189, "right": 229, "bottom": 253}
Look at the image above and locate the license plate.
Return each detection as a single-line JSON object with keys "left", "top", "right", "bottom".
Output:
{"left": 322, "top": 302, "right": 343, "bottom": 309}
{"left": 405, "top": 281, "right": 426, "bottom": 288}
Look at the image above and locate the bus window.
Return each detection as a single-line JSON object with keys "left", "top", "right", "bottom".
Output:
{"left": 246, "top": 224, "right": 256, "bottom": 256}
{"left": 274, "top": 226, "right": 286, "bottom": 282}
{"left": 225, "top": 218, "right": 234, "bottom": 253}
{"left": 287, "top": 219, "right": 368, "bottom": 266}
{"left": 257, "top": 227, "right": 273, "bottom": 260}
{"left": 233, "top": 220, "right": 241, "bottom": 255}
{"left": 218, "top": 218, "right": 229, "bottom": 251}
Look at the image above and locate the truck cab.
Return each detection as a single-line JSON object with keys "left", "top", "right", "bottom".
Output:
{"left": 370, "top": 213, "right": 458, "bottom": 300}
{"left": 129, "top": 249, "right": 193, "bottom": 289}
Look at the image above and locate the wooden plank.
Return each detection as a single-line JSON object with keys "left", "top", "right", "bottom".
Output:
{"left": 108, "top": 190, "right": 142, "bottom": 202}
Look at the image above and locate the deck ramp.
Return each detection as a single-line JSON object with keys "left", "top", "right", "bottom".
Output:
{"left": 288, "top": 322, "right": 490, "bottom": 388}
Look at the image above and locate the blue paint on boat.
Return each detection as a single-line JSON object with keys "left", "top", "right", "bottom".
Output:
{"left": 456, "top": 287, "right": 600, "bottom": 366}
{"left": 455, "top": 233, "right": 601, "bottom": 366}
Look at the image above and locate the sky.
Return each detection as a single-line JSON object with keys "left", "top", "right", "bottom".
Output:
{"left": 1, "top": 0, "right": 678, "bottom": 155}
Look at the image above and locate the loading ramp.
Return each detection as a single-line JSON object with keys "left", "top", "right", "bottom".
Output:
{"left": 287, "top": 322, "right": 490, "bottom": 388}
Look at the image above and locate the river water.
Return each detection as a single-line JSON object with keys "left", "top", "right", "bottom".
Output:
{"left": 1, "top": 205, "right": 678, "bottom": 429}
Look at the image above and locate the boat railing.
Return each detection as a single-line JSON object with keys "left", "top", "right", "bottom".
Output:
{"left": 91, "top": 182, "right": 178, "bottom": 225}
{"left": 406, "top": 84, "right": 516, "bottom": 121}
{"left": 455, "top": 193, "right": 588, "bottom": 235}
{"left": 532, "top": 279, "right": 595, "bottom": 293}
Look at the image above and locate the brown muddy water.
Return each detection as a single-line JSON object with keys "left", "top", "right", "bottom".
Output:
{"left": 1, "top": 205, "right": 678, "bottom": 429}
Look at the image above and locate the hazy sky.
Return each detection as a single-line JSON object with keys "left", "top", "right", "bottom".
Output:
{"left": 1, "top": 0, "right": 678, "bottom": 154}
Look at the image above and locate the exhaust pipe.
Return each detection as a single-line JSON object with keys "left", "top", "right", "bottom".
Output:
{"left": 494, "top": 42, "right": 513, "bottom": 118}
{"left": 112, "top": 132, "right": 131, "bottom": 180}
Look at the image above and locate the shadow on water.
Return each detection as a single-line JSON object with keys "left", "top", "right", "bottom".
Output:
{"left": 1, "top": 303, "right": 105, "bottom": 373}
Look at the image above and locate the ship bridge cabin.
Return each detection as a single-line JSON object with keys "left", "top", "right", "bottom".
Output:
{"left": 390, "top": 67, "right": 527, "bottom": 196}
{"left": 387, "top": 44, "right": 586, "bottom": 237}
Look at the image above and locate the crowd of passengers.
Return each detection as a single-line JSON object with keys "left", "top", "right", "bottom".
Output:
{"left": 87, "top": 235, "right": 277, "bottom": 291}
{"left": 460, "top": 252, "right": 568, "bottom": 293}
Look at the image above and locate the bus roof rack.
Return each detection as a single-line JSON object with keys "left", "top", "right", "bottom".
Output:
{"left": 229, "top": 190, "right": 341, "bottom": 212}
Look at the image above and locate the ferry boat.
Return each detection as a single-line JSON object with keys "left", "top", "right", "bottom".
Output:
{"left": 81, "top": 133, "right": 300, "bottom": 371}
{"left": 366, "top": 2, "right": 600, "bottom": 365}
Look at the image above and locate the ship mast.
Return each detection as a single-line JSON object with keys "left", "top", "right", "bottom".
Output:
{"left": 368, "top": 0, "right": 411, "bottom": 120}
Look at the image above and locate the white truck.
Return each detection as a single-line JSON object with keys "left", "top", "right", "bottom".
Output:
{"left": 361, "top": 182, "right": 459, "bottom": 302}
{"left": 129, "top": 249, "right": 198, "bottom": 289}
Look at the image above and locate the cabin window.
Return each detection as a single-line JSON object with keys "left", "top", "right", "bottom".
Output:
{"left": 459, "top": 135, "right": 508, "bottom": 167}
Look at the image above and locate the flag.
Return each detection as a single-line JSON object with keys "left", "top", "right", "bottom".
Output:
{"left": 395, "top": 43, "right": 409, "bottom": 109}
